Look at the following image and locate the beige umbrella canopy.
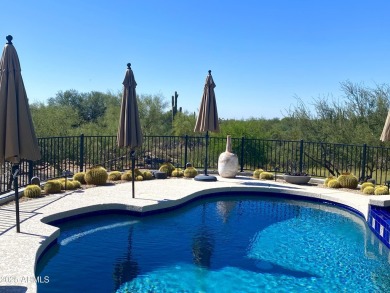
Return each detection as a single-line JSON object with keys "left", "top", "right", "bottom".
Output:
{"left": 117, "top": 63, "right": 143, "bottom": 198}
{"left": 194, "top": 70, "right": 220, "bottom": 133}
{"left": 380, "top": 110, "right": 390, "bottom": 141}
{"left": 194, "top": 70, "right": 220, "bottom": 181}
{"left": 0, "top": 35, "right": 41, "bottom": 232}
{"left": 117, "top": 63, "right": 143, "bottom": 148}
{"left": 0, "top": 35, "right": 41, "bottom": 164}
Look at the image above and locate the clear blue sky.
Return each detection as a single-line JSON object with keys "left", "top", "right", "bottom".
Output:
{"left": 2, "top": 0, "right": 390, "bottom": 119}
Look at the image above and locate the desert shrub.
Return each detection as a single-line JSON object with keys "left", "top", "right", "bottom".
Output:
{"left": 121, "top": 171, "right": 133, "bottom": 181}
{"left": 24, "top": 185, "right": 42, "bottom": 198}
{"left": 327, "top": 179, "right": 341, "bottom": 188}
{"left": 142, "top": 171, "right": 154, "bottom": 180}
{"left": 61, "top": 180, "right": 75, "bottom": 190}
{"left": 159, "top": 165, "right": 169, "bottom": 175}
{"left": 375, "top": 186, "right": 389, "bottom": 195}
{"left": 253, "top": 169, "right": 264, "bottom": 179}
{"left": 134, "top": 168, "right": 143, "bottom": 177}
{"left": 360, "top": 182, "right": 374, "bottom": 192}
{"left": 44, "top": 180, "right": 62, "bottom": 194}
{"left": 85, "top": 166, "right": 108, "bottom": 185}
{"left": 184, "top": 167, "right": 198, "bottom": 178}
{"left": 171, "top": 168, "right": 184, "bottom": 177}
{"left": 324, "top": 176, "right": 335, "bottom": 187}
{"left": 73, "top": 172, "right": 86, "bottom": 184}
{"left": 159, "top": 162, "right": 175, "bottom": 176}
{"left": 337, "top": 174, "right": 358, "bottom": 189}
{"left": 72, "top": 180, "right": 82, "bottom": 189}
{"left": 363, "top": 186, "right": 375, "bottom": 195}
{"left": 108, "top": 171, "right": 122, "bottom": 181}
{"left": 259, "top": 172, "right": 273, "bottom": 180}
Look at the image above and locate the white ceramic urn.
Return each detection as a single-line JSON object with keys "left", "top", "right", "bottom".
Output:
{"left": 218, "top": 135, "right": 238, "bottom": 178}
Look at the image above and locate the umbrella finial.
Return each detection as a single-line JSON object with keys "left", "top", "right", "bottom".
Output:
{"left": 208, "top": 70, "right": 211, "bottom": 75}
{"left": 6, "top": 35, "right": 13, "bottom": 44}
{"left": 127, "top": 63, "right": 131, "bottom": 69}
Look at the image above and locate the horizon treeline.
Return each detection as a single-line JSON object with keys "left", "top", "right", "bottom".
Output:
{"left": 30, "top": 80, "right": 390, "bottom": 147}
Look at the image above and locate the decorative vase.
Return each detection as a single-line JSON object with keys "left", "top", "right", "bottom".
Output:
{"left": 218, "top": 135, "right": 238, "bottom": 178}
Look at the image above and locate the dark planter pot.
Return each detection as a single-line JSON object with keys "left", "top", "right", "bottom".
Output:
{"left": 154, "top": 171, "right": 167, "bottom": 179}
{"left": 283, "top": 174, "right": 311, "bottom": 184}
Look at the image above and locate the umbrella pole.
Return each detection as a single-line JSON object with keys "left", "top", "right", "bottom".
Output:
{"left": 204, "top": 131, "right": 209, "bottom": 176}
{"left": 131, "top": 150, "right": 135, "bottom": 198}
{"left": 194, "top": 132, "right": 217, "bottom": 181}
{"left": 12, "top": 164, "right": 21, "bottom": 233}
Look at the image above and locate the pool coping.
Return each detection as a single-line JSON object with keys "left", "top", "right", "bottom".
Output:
{"left": 0, "top": 176, "right": 386, "bottom": 293}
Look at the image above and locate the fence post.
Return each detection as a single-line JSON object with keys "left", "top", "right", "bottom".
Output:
{"left": 28, "top": 160, "right": 33, "bottom": 182}
{"left": 184, "top": 135, "right": 188, "bottom": 168}
{"left": 240, "top": 136, "right": 245, "bottom": 172}
{"left": 299, "top": 139, "right": 304, "bottom": 173}
{"left": 79, "top": 134, "right": 85, "bottom": 172}
{"left": 361, "top": 143, "right": 367, "bottom": 181}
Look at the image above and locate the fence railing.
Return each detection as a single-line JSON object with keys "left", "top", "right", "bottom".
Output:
{"left": 1, "top": 134, "right": 390, "bottom": 194}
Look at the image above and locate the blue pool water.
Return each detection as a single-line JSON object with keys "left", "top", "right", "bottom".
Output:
{"left": 36, "top": 195, "right": 390, "bottom": 292}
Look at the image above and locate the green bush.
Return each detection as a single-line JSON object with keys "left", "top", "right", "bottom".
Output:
{"left": 375, "top": 186, "right": 389, "bottom": 195}
{"left": 85, "top": 166, "right": 108, "bottom": 185}
{"left": 142, "top": 171, "right": 154, "bottom": 180}
{"left": 253, "top": 169, "right": 264, "bottom": 179}
{"left": 363, "top": 186, "right": 375, "bottom": 195}
{"left": 184, "top": 167, "right": 198, "bottom": 178}
{"left": 360, "top": 182, "right": 374, "bottom": 192}
{"left": 73, "top": 172, "right": 86, "bottom": 184}
{"left": 136, "top": 175, "right": 144, "bottom": 181}
{"left": 44, "top": 180, "right": 62, "bottom": 194}
{"left": 327, "top": 179, "right": 341, "bottom": 189}
{"left": 108, "top": 171, "right": 122, "bottom": 181}
{"left": 337, "top": 173, "right": 358, "bottom": 189}
{"left": 24, "top": 185, "right": 42, "bottom": 198}
{"left": 259, "top": 172, "right": 273, "bottom": 180}
{"left": 171, "top": 168, "right": 184, "bottom": 177}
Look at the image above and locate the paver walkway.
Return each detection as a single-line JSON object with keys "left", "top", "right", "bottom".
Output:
{"left": 0, "top": 193, "right": 68, "bottom": 236}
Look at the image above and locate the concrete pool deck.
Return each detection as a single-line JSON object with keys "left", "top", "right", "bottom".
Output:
{"left": 1, "top": 175, "right": 390, "bottom": 293}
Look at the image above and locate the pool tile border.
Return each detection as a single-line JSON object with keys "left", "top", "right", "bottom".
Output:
{"left": 368, "top": 205, "right": 390, "bottom": 249}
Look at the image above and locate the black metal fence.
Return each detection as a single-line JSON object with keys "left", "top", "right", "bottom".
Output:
{"left": 1, "top": 134, "right": 390, "bottom": 194}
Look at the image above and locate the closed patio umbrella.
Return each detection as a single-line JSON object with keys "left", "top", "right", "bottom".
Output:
{"left": 0, "top": 35, "right": 41, "bottom": 232}
{"left": 380, "top": 110, "right": 390, "bottom": 141}
{"left": 117, "top": 63, "right": 143, "bottom": 198}
{"left": 194, "top": 70, "right": 220, "bottom": 181}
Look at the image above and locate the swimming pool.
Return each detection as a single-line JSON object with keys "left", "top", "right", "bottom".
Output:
{"left": 36, "top": 194, "right": 390, "bottom": 292}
